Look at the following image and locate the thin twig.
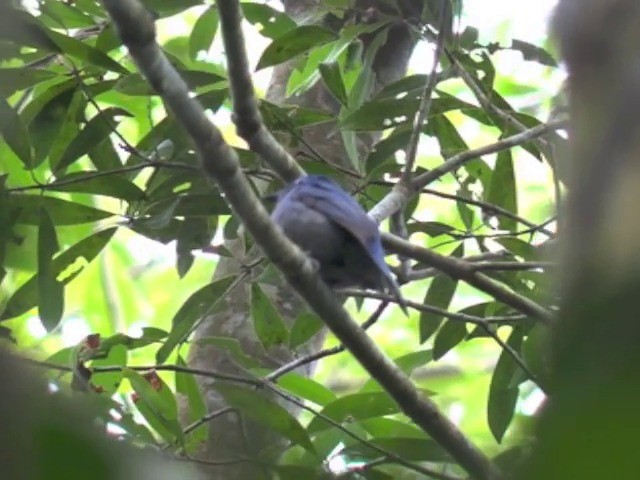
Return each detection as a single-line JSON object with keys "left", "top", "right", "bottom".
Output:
{"left": 412, "top": 119, "right": 567, "bottom": 191}
{"left": 382, "top": 232, "right": 555, "bottom": 324}
{"left": 266, "top": 301, "right": 389, "bottom": 382}
{"left": 401, "top": 7, "right": 448, "bottom": 182}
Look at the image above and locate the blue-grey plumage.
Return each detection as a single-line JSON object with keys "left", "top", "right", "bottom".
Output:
{"left": 271, "top": 175, "right": 407, "bottom": 312}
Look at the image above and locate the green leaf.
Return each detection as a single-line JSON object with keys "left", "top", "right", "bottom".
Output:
{"left": 488, "top": 328, "right": 525, "bottom": 442}
{"left": 242, "top": 3, "right": 296, "bottom": 39}
{"left": 37, "top": 208, "right": 64, "bottom": 330}
{"left": 125, "top": 369, "right": 183, "bottom": 444}
{"left": 46, "top": 29, "right": 129, "bottom": 74}
{"left": 195, "top": 336, "right": 260, "bottom": 369}
{"left": 46, "top": 92, "right": 86, "bottom": 171}
{"left": 126, "top": 369, "right": 179, "bottom": 421}
{"left": 140, "top": 0, "right": 202, "bottom": 18}
{"left": 9, "top": 194, "right": 113, "bottom": 225}
{"left": 214, "top": 383, "right": 315, "bottom": 453}
{"left": 366, "top": 127, "right": 412, "bottom": 173}
{"left": 511, "top": 39, "right": 557, "bottom": 66}
{"left": 433, "top": 320, "right": 468, "bottom": 360}
{"left": 289, "top": 311, "right": 324, "bottom": 349}
{"left": 91, "top": 344, "right": 128, "bottom": 395}
{"left": 41, "top": 1, "right": 95, "bottom": 28}
{"left": 319, "top": 61, "right": 348, "bottom": 107}
{"left": 48, "top": 172, "right": 145, "bottom": 202}
{"left": 155, "top": 275, "right": 238, "bottom": 364}
{"left": 189, "top": 7, "right": 218, "bottom": 61}
{"left": 425, "top": 114, "right": 468, "bottom": 158}
{"left": 275, "top": 373, "right": 337, "bottom": 406}
{"left": 1, "top": 228, "right": 116, "bottom": 321}
{"left": 176, "top": 355, "right": 208, "bottom": 449}
{"left": 146, "top": 193, "right": 231, "bottom": 217}
{"left": 251, "top": 283, "right": 289, "bottom": 349}
{"left": 420, "top": 274, "right": 458, "bottom": 343}
{"left": 487, "top": 150, "right": 517, "bottom": 231}
{"left": 343, "top": 437, "right": 451, "bottom": 463}
{"left": 56, "top": 108, "right": 132, "bottom": 172}
{"left": 0, "top": 97, "right": 33, "bottom": 168}
{"left": 0, "top": 68, "right": 58, "bottom": 97}
{"left": 256, "top": 26, "right": 337, "bottom": 70}
{"left": 361, "top": 350, "right": 433, "bottom": 392}
{"left": 307, "top": 391, "right": 402, "bottom": 434}
{"left": 494, "top": 237, "right": 538, "bottom": 260}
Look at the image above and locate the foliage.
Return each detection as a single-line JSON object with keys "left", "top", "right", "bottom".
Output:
{"left": 0, "top": 0, "right": 562, "bottom": 478}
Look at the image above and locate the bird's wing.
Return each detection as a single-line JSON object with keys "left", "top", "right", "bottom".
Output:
{"left": 294, "top": 176, "right": 379, "bottom": 246}
{"left": 292, "top": 175, "right": 408, "bottom": 313}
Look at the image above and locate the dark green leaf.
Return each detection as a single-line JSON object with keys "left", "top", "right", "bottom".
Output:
{"left": 49, "top": 172, "right": 145, "bottom": 201}
{"left": 275, "top": 373, "right": 337, "bottom": 406}
{"left": 511, "top": 39, "right": 557, "bottom": 66}
{"left": 0, "top": 8, "right": 59, "bottom": 51}
{"left": 91, "top": 344, "right": 127, "bottom": 395}
{"left": 46, "top": 29, "right": 129, "bottom": 74}
{"left": 494, "top": 238, "right": 538, "bottom": 260}
{"left": 214, "top": 383, "right": 315, "bottom": 452}
{"left": 242, "top": 3, "right": 296, "bottom": 39}
{"left": 56, "top": 108, "right": 132, "bottom": 172}
{"left": 257, "top": 26, "right": 337, "bottom": 70}
{"left": 425, "top": 114, "right": 468, "bottom": 158}
{"left": 125, "top": 369, "right": 183, "bottom": 444}
{"left": 289, "top": 311, "right": 324, "bottom": 349}
{"left": 189, "top": 7, "right": 218, "bottom": 61}
{"left": 487, "top": 150, "right": 517, "bottom": 231}
{"left": 420, "top": 275, "right": 458, "bottom": 343}
{"left": 155, "top": 275, "right": 238, "bottom": 364}
{"left": 1, "top": 228, "right": 116, "bottom": 321}
{"left": 195, "top": 336, "right": 260, "bottom": 369}
{"left": 361, "top": 350, "right": 434, "bottom": 392}
{"left": 488, "top": 328, "right": 524, "bottom": 442}
{"left": 146, "top": 193, "right": 231, "bottom": 218}
{"left": 319, "top": 61, "right": 348, "bottom": 107}
{"left": 0, "top": 97, "right": 33, "bottom": 168}
{"left": 37, "top": 208, "right": 64, "bottom": 330}
{"left": 140, "top": 0, "right": 202, "bottom": 18}
{"left": 343, "top": 437, "right": 451, "bottom": 463}
{"left": 9, "top": 194, "right": 113, "bottom": 226}
{"left": 433, "top": 320, "right": 468, "bottom": 360}
{"left": 176, "top": 355, "right": 208, "bottom": 449}
{"left": 0, "top": 68, "right": 58, "bottom": 97}
{"left": 307, "top": 391, "right": 402, "bottom": 434}
{"left": 366, "top": 128, "right": 411, "bottom": 173}
{"left": 251, "top": 283, "right": 289, "bottom": 349}
{"left": 46, "top": 92, "right": 86, "bottom": 170}
{"left": 41, "top": 1, "right": 95, "bottom": 28}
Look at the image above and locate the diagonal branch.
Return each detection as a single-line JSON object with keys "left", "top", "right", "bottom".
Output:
{"left": 99, "top": 1, "right": 502, "bottom": 478}
{"left": 368, "top": 119, "right": 566, "bottom": 223}
{"left": 216, "top": 0, "right": 303, "bottom": 182}
{"left": 382, "top": 232, "right": 555, "bottom": 324}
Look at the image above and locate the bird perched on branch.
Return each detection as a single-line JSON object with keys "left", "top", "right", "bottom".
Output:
{"left": 271, "top": 175, "right": 406, "bottom": 312}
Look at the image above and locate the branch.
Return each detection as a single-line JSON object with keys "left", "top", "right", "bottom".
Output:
{"left": 400, "top": 6, "right": 448, "bottom": 183}
{"left": 99, "top": 1, "right": 501, "bottom": 478}
{"left": 216, "top": 0, "right": 303, "bottom": 182}
{"left": 412, "top": 119, "right": 567, "bottom": 190}
{"left": 32, "top": 357, "right": 456, "bottom": 479}
{"left": 420, "top": 187, "right": 556, "bottom": 237}
{"left": 368, "top": 119, "right": 566, "bottom": 223}
{"left": 266, "top": 301, "right": 389, "bottom": 382}
{"left": 382, "top": 232, "right": 555, "bottom": 324}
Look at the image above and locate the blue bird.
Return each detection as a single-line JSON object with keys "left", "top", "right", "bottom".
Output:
{"left": 271, "top": 175, "right": 406, "bottom": 312}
